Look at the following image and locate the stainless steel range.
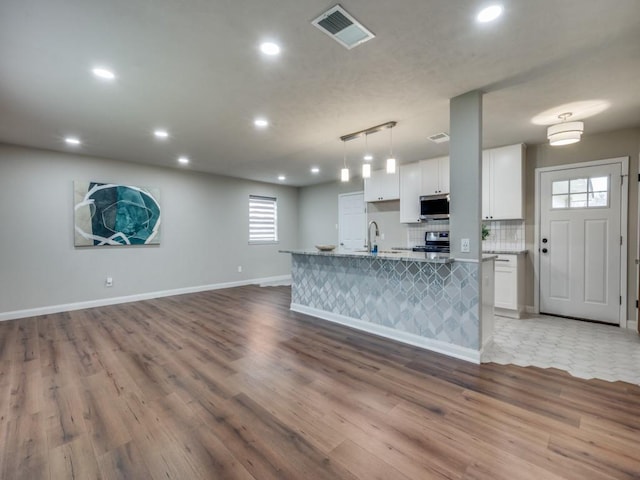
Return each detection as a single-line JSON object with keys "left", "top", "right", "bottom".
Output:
{"left": 412, "top": 231, "right": 450, "bottom": 253}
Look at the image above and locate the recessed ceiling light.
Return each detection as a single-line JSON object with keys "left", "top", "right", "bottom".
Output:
{"left": 260, "top": 42, "right": 281, "bottom": 56}
{"left": 154, "top": 129, "right": 169, "bottom": 139}
{"left": 311, "top": 167, "right": 320, "bottom": 174}
{"left": 476, "top": 5, "right": 503, "bottom": 23}
{"left": 65, "top": 137, "right": 81, "bottom": 146}
{"left": 278, "top": 175, "right": 286, "bottom": 181}
{"left": 363, "top": 154, "right": 373, "bottom": 161}
{"left": 178, "top": 156, "right": 189, "bottom": 165}
{"left": 254, "top": 118, "right": 269, "bottom": 128}
{"left": 92, "top": 67, "right": 116, "bottom": 80}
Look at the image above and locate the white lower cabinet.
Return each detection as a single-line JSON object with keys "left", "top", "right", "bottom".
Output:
{"left": 493, "top": 253, "right": 525, "bottom": 318}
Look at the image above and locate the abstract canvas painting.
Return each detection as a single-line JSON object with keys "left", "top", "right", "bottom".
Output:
{"left": 74, "top": 181, "right": 161, "bottom": 246}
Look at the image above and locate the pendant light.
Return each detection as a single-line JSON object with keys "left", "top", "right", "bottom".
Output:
{"left": 338, "top": 121, "right": 396, "bottom": 180}
{"left": 547, "top": 112, "right": 584, "bottom": 146}
{"left": 386, "top": 125, "right": 396, "bottom": 174}
{"left": 340, "top": 140, "right": 349, "bottom": 182}
{"left": 362, "top": 133, "right": 372, "bottom": 179}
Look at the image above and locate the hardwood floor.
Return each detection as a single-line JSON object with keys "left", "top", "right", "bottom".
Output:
{"left": 1, "top": 285, "right": 639, "bottom": 479}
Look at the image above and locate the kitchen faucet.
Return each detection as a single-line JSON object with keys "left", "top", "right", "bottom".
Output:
{"left": 367, "top": 220, "right": 379, "bottom": 253}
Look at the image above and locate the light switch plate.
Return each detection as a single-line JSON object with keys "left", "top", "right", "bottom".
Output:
{"left": 461, "top": 238, "right": 470, "bottom": 253}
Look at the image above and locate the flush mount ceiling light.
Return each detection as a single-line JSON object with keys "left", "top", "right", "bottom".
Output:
{"left": 339, "top": 121, "right": 397, "bottom": 180}
{"left": 311, "top": 167, "right": 320, "bottom": 174}
{"left": 178, "top": 156, "right": 189, "bottom": 165}
{"left": 476, "top": 4, "right": 503, "bottom": 23}
{"left": 65, "top": 136, "right": 81, "bottom": 146}
{"left": 278, "top": 175, "right": 286, "bottom": 181}
{"left": 154, "top": 129, "right": 169, "bottom": 139}
{"left": 547, "top": 113, "right": 584, "bottom": 146}
{"left": 91, "top": 67, "right": 116, "bottom": 80}
{"left": 260, "top": 42, "right": 281, "bottom": 56}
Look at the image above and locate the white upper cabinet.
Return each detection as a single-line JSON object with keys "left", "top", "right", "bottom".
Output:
{"left": 364, "top": 168, "right": 400, "bottom": 202}
{"left": 399, "top": 162, "right": 422, "bottom": 223}
{"left": 420, "top": 156, "right": 450, "bottom": 195}
{"left": 482, "top": 144, "right": 525, "bottom": 220}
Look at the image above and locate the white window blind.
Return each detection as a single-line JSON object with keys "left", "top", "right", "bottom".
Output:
{"left": 249, "top": 195, "right": 278, "bottom": 243}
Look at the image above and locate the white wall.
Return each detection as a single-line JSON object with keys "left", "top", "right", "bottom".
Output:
{"left": 0, "top": 144, "right": 298, "bottom": 316}
{"left": 297, "top": 179, "right": 363, "bottom": 249}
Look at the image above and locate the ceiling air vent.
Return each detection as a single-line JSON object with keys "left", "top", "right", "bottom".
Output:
{"left": 312, "top": 5, "right": 375, "bottom": 50}
{"left": 428, "top": 132, "right": 450, "bottom": 144}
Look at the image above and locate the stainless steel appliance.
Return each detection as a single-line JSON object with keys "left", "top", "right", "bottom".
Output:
{"left": 412, "top": 231, "right": 450, "bottom": 253}
{"left": 419, "top": 194, "right": 449, "bottom": 220}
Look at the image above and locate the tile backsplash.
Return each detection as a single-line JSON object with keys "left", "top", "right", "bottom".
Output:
{"left": 405, "top": 219, "right": 524, "bottom": 252}
{"left": 482, "top": 220, "right": 525, "bottom": 251}
{"left": 406, "top": 220, "right": 450, "bottom": 246}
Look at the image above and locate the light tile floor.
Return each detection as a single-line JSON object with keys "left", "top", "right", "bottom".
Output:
{"left": 482, "top": 314, "right": 640, "bottom": 386}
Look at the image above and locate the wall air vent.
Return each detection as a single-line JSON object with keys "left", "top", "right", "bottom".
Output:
{"left": 312, "top": 5, "right": 375, "bottom": 50}
{"left": 428, "top": 132, "right": 450, "bottom": 144}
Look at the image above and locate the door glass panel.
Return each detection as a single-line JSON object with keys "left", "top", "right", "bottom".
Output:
{"left": 587, "top": 176, "right": 609, "bottom": 208}
{"left": 552, "top": 175, "right": 610, "bottom": 209}
{"left": 589, "top": 176, "right": 608, "bottom": 192}
{"left": 552, "top": 180, "right": 569, "bottom": 195}
{"left": 570, "top": 178, "right": 588, "bottom": 193}
{"left": 589, "top": 191, "right": 608, "bottom": 207}
{"left": 552, "top": 194, "right": 569, "bottom": 209}
{"left": 570, "top": 193, "right": 587, "bottom": 208}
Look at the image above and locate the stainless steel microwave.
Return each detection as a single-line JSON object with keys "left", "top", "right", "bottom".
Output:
{"left": 419, "top": 194, "right": 450, "bottom": 220}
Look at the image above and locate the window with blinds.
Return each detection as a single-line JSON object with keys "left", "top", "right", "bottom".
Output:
{"left": 249, "top": 195, "right": 278, "bottom": 244}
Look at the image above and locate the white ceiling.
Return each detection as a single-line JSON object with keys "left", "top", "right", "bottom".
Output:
{"left": 1, "top": 0, "right": 639, "bottom": 186}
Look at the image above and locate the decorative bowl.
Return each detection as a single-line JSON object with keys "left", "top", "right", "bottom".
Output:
{"left": 315, "top": 244, "right": 336, "bottom": 251}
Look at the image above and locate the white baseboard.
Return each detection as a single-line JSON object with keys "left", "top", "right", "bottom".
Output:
{"left": 290, "top": 303, "right": 481, "bottom": 364}
{"left": 626, "top": 320, "right": 637, "bottom": 331}
{"left": 0, "top": 274, "right": 292, "bottom": 322}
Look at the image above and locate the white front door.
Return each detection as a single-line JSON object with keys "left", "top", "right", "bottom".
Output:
{"left": 338, "top": 192, "right": 366, "bottom": 250}
{"left": 539, "top": 162, "right": 622, "bottom": 324}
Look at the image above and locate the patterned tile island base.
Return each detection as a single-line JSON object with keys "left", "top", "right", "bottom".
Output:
{"left": 286, "top": 251, "right": 494, "bottom": 363}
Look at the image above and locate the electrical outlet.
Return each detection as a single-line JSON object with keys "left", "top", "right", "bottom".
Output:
{"left": 461, "top": 238, "right": 470, "bottom": 253}
{"left": 237, "top": 266, "right": 242, "bottom": 273}
{"left": 105, "top": 276, "right": 113, "bottom": 287}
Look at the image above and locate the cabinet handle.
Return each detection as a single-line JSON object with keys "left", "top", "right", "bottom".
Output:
{"left": 542, "top": 248, "right": 548, "bottom": 253}
{"left": 495, "top": 259, "right": 510, "bottom": 262}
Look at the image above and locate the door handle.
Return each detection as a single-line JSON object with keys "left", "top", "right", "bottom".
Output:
{"left": 542, "top": 248, "right": 548, "bottom": 253}
{"left": 542, "top": 238, "right": 548, "bottom": 243}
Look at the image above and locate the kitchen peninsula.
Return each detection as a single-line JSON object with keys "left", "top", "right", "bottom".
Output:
{"left": 280, "top": 249, "right": 495, "bottom": 363}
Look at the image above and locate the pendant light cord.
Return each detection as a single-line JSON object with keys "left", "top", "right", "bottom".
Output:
{"left": 343, "top": 140, "right": 347, "bottom": 167}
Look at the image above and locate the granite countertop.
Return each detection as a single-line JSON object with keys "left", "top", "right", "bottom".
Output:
{"left": 482, "top": 249, "right": 528, "bottom": 255}
{"left": 279, "top": 249, "right": 453, "bottom": 264}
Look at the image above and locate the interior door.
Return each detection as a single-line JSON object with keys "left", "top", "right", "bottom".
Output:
{"left": 338, "top": 192, "right": 366, "bottom": 250}
{"left": 539, "top": 163, "right": 622, "bottom": 324}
